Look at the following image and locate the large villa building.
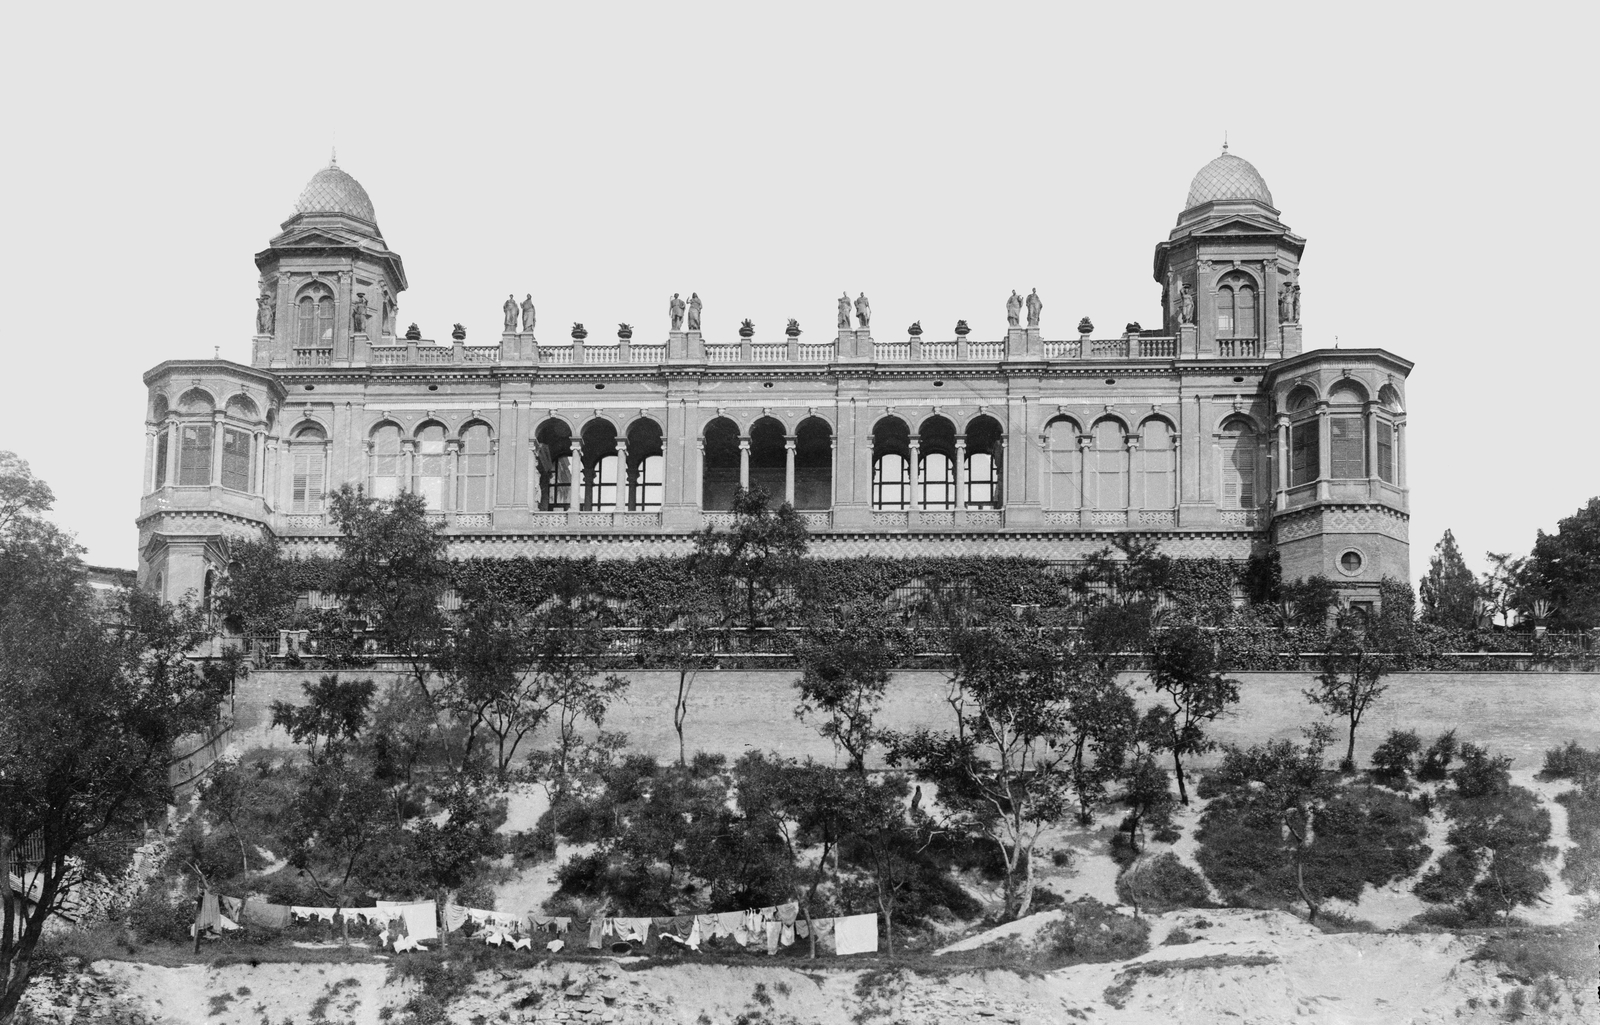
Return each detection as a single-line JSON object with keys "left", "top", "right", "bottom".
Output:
{"left": 138, "top": 150, "right": 1412, "bottom": 613}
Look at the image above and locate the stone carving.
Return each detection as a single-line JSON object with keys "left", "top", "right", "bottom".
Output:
{"left": 908, "top": 321, "right": 922, "bottom": 336}
{"left": 1292, "top": 285, "right": 1301, "bottom": 323}
{"left": 1179, "top": 285, "right": 1195, "bottom": 325}
{"left": 405, "top": 322, "right": 421, "bottom": 341}
{"left": 255, "top": 291, "right": 274, "bottom": 335}
{"left": 452, "top": 323, "right": 466, "bottom": 340}
{"left": 1006, "top": 290, "right": 1023, "bottom": 327}
{"left": 669, "top": 293, "right": 686, "bottom": 331}
{"left": 855, "top": 293, "right": 871, "bottom": 329}
{"left": 381, "top": 286, "right": 396, "bottom": 336}
{"left": 351, "top": 292, "right": 372, "bottom": 334}
{"left": 687, "top": 293, "right": 703, "bottom": 332}
{"left": 739, "top": 319, "right": 755, "bottom": 338}
{"left": 521, "top": 294, "right": 536, "bottom": 334}
{"left": 503, "top": 295, "right": 519, "bottom": 332}
{"left": 618, "top": 323, "right": 633, "bottom": 339}
{"left": 837, "top": 294, "right": 852, "bottom": 329}
{"left": 1026, "top": 288, "right": 1042, "bottom": 328}
{"left": 1279, "top": 284, "right": 1293, "bottom": 323}
{"left": 955, "top": 319, "right": 970, "bottom": 336}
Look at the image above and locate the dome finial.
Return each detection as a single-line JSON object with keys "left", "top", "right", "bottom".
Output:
{"left": 1222, "top": 131, "right": 1228, "bottom": 155}
{"left": 330, "top": 145, "right": 337, "bottom": 168}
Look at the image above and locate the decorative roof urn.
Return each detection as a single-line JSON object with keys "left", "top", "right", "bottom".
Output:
{"left": 954, "top": 320, "right": 971, "bottom": 337}
{"left": 571, "top": 322, "right": 588, "bottom": 341}
{"left": 908, "top": 321, "right": 923, "bottom": 337}
{"left": 618, "top": 323, "right": 633, "bottom": 340}
{"left": 739, "top": 319, "right": 755, "bottom": 339}
{"left": 451, "top": 323, "right": 466, "bottom": 341}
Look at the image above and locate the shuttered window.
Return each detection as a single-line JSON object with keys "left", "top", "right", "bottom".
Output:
{"left": 291, "top": 428, "right": 326, "bottom": 512}
{"left": 370, "top": 425, "right": 402, "bottom": 499}
{"left": 458, "top": 425, "right": 493, "bottom": 512}
{"left": 1220, "top": 424, "right": 1256, "bottom": 508}
{"left": 1377, "top": 421, "right": 1395, "bottom": 483}
{"left": 1289, "top": 420, "right": 1319, "bottom": 487}
{"left": 178, "top": 425, "right": 213, "bottom": 486}
{"left": 221, "top": 428, "right": 252, "bottom": 491}
{"left": 1091, "top": 420, "right": 1127, "bottom": 510}
{"left": 1045, "top": 420, "right": 1079, "bottom": 509}
{"left": 1329, "top": 416, "right": 1366, "bottom": 479}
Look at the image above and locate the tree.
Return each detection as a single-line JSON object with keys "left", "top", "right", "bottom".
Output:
{"left": 1521, "top": 497, "right": 1600, "bottom": 630}
{"left": 1418, "top": 530, "right": 1482, "bottom": 630}
{"left": 885, "top": 610, "right": 1073, "bottom": 920}
{"left": 326, "top": 484, "right": 450, "bottom": 697}
{"left": 1146, "top": 622, "right": 1240, "bottom": 804}
{"left": 793, "top": 597, "right": 912, "bottom": 772}
{"left": 1480, "top": 551, "right": 1527, "bottom": 629}
{"left": 1, "top": 453, "right": 230, "bottom": 1020}
{"left": 691, "top": 486, "right": 809, "bottom": 630}
{"left": 1305, "top": 610, "right": 1395, "bottom": 770}
{"left": 636, "top": 567, "right": 723, "bottom": 766}
{"left": 269, "top": 674, "right": 377, "bottom": 761}
{"left": 1210, "top": 724, "right": 1340, "bottom": 923}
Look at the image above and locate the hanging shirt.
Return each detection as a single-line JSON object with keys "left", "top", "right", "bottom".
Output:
{"left": 765, "top": 921, "right": 782, "bottom": 955}
{"left": 444, "top": 903, "right": 469, "bottom": 933}
{"left": 777, "top": 902, "right": 799, "bottom": 924}
{"left": 243, "top": 901, "right": 291, "bottom": 929}
{"left": 833, "top": 914, "right": 879, "bottom": 956}
{"left": 194, "top": 893, "right": 221, "bottom": 934}
{"left": 781, "top": 923, "right": 795, "bottom": 948}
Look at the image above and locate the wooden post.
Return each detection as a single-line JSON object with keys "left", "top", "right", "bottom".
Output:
{"left": 191, "top": 893, "right": 204, "bottom": 953}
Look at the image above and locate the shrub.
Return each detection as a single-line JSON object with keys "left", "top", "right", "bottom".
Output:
{"left": 1556, "top": 787, "right": 1600, "bottom": 894}
{"left": 508, "top": 816, "right": 556, "bottom": 865}
{"left": 1540, "top": 741, "right": 1600, "bottom": 786}
{"left": 1417, "top": 730, "right": 1458, "bottom": 782}
{"left": 1039, "top": 898, "right": 1150, "bottom": 965}
{"left": 1162, "top": 928, "right": 1193, "bottom": 945}
{"left": 1451, "top": 743, "right": 1512, "bottom": 799}
{"left": 1370, "top": 729, "right": 1422, "bottom": 787}
{"left": 1116, "top": 854, "right": 1210, "bottom": 912}
{"left": 127, "top": 886, "right": 194, "bottom": 944}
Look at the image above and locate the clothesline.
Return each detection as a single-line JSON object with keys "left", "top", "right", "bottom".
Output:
{"left": 197, "top": 890, "right": 878, "bottom": 957}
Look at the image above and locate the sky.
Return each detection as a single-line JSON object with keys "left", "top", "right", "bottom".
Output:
{"left": 2, "top": 3, "right": 1595, "bottom": 577}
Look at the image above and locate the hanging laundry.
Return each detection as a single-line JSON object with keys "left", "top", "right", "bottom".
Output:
{"left": 811, "top": 916, "right": 837, "bottom": 955}
{"left": 795, "top": 919, "right": 810, "bottom": 939}
{"left": 696, "top": 914, "right": 720, "bottom": 941}
{"left": 781, "top": 922, "right": 795, "bottom": 948}
{"left": 444, "top": 903, "right": 469, "bottom": 933}
{"left": 588, "top": 918, "right": 604, "bottom": 950}
{"left": 218, "top": 896, "right": 243, "bottom": 920}
{"left": 195, "top": 893, "right": 221, "bottom": 933}
{"left": 716, "top": 911, "right": 744, "bottom": 942}
{"left": 243, "top": 901, "right": 291, "bottom": 929}
{"left": 833, "top": 913, "right": 878, "bottom": 956}
{"left": 777, "top": 902, "right": 799, "bottom": 924}
{"left": 765, "top": 921, "right": 782, "bottom": 956}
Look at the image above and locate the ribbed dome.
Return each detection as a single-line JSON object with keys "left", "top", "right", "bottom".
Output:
{"left": 294, "top": 163, "right": 377, "bottom": 223}
{"left": 1184, "top": 152, "right": 1273, "bottom": 210}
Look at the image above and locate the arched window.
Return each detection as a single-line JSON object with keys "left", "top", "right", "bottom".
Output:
{"left": 1216, "top": 273, "right": 1257, "bottom": 337}
{"left": 370, "top": 424, "right": 402, "bottom": 499}
{"left": 1327, "top": 383, "right": 1367, "bottom": 479}
{"left": 592, "top": 455, "right": 619, "bottom": 510}
{"left": 1090, "top": 420, "right": 1127, "bottom": 510}
{"left": 1376, "top": 421, "right": 1396, "bottom": 484}
{"left": 297, "top": 286, "right": 335, "bottom": 348}
{"left": 414, "top": 424, "right": 447, "bottom": 509}
{"left": 794, "top": 417, "right": 834, "bottom": 510}
{"left": 534, "top": 419, "right": 573, "bottom": 510}
{"left": 873, "top": 453, "right": 910, "bottom": 509}
{"left": 221, "top": 427, "right": 253, "bottom": 491}
{"left": 635, "top": 455, "right": 664, "bottom": 510}
{"left": 1044, "top": 418, "right": 1079, "bottom": 509}
{"left": 580, "top": 420, "right": 619, "bottom": 511}
{"left": 1285, "top": 387, "right": 1319, "bottom": 488}
{"left": 155, "top": 430, "right": 170, "bottom": 488}
{"left": 290, "top": 424, "right": 327, "bottom": 513}
{"left": 1133, "top": 420, "right": 1176, "bottom": 509}
{"left": 458, "top": 424, "right": 493, "bottom": 512}
{"left": 1219, "top": 420, "right": 1256, "bottom": 509}
{"left": 177, "top": 422, "right": 213, "bottom": 486}
{"left": 920, "top": 452, "right": 955, "bottom": 509}
{"left": 701, "top": 418, "right": 740, "bottom": 512}
{"left": 626, "top": 419, "right": 665, "bottom": 511}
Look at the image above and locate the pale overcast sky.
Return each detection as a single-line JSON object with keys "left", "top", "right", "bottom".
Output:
{"left": 2, "top": 4, "right": 1595, "bottom": 578}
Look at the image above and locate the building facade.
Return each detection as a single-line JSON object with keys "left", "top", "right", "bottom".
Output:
{"left": 138, "top": 151, "right": 1412, "bottom": 609}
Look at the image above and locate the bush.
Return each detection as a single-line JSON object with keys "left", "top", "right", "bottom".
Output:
{"left": 1417, "top": 730, "right": 1458, "bottom": 782}
{"left": 1370, "top": 729, "right": 1422, "bottom": 787}
{"left": 1451, "top": 743, "right": 1512, "bottom": 799}
{"left": 1116, "top": 854, "right": 1210, "bottom": 912}
{"left": 508, "top": 814, "right": 557, "bottom": 865}
{"left": 1556, "top": 787, "right": 1600, "bottom": 895}
{"left": 1039, "top": 898, "right": 1150, "bottom": 965}
{"left": 1541, "top": 741, "right": 1600, "bottom": 786}
{"left": 127, "top": 886, "right": 194, "bottom": 944}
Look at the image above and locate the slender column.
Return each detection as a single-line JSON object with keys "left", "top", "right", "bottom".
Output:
{"left": 1395, "top": 416, "right": 1407, "bottom": 488}
{"left": 829, "top": 436, "right": 838, "bottom": 510}
{"left": 402, "top": 440, "right": 417, "bottom": 498}
{"left": 210, "top": 412, "right": 226, "bottom": 487}
{"left": 908, "top": 438, "right": 922, "bottom": 511}
{"left": 783, "top": 436, "right": 796, "bottom": 507}
{"left": 738, "top": 436, "right": 751, "bottom": 490}
{"left": 1316, "top": 401, "right": 1332, "bottom": 482}
{"left": 1123, "top": 435, "right": 1138, "bottom": 511}
{"left": 1079, "top": 435, "right": 1091, "bottom": 511}
{"left": 165, "top": 419, "right": 180, "bottom": 486}
{"left": 614, "top": 439, "right": 628, "bottom": 511}
{"left": 445, "top": 441, "right": 460, "bottom": 513}
{"left": 1364, "top": 401, "right": 1378, "bottom": 479}
{"left": 954, "top": 436, "right": 967, "bottom": 510}
{"left": 997, "top": 436, "right": 1007, "bottom": 509}
{"left": 253, "top": 430, "right": 266, "bottom": 494}
{"left": 1275, "top": 413, "right": 1290, "bottom": 507}
{"left": 143, "top": 426, "right": 157, "bottom": 493}
{"left": 695, "top": 437, "right": 705, "bottom": 510}
{"left": 573, "top": 439, "right": 586, "bottom": 509}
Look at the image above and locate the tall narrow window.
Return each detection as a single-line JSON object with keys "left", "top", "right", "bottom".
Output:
{"left": 1045, "top": 419, "right": 1079, "bottom": 509}
{"left": 1134, "top": 421, "right": 1176, "bottom": 509}
{"left": 297, "top": 296, "right": 318, "bottom": 347}
{"left": 1091, "top": 420, "right": 1127, "bottom": 510}
{"left": 221, "top": 428, "right": 252, "bottom": 491}
{"left": 591, "top": 454, "right": 618, "bottom": 510}
{"left": 1216, "top": 287, "right": 1235, "bottom": 335}
{"left": 919, "top": 452, "right": 955, "bottom": 509}
{"left": 1220, "top": 423, "right": 1256, "bottom": 508}
{"left": 1329, "top": 416, "right": 1366, "bottom": 478}
{"left": 1290, "top": 419, "right": 1319, "bottom": 487}
{"left": 291, "top": 427, "right": 326, "bottom": 513}
{"left": 967, "top": 452, "right": 999, "bottom": 508}
{"left": 458, "top": 425, "right": 492, "bottom": 512}
{"left": 1236, "top": 285, "right": 1256, "bottom": 337}
{"left": 1376, "top": 421, "right": 1395, "bottom": 483}
{"left": 155, "top": 431, "right": 169, "bottom": 488}
{"left": 634, "top": 455, "right": 664, "bottom": 509}
{"left": 177, "top": 424, "right": 213, "bottom": 486}
{"left": 872, "top": 453, "right": 909, "bottom": 509}
{"left": 370, "top": 424, "right": 402, "bottom": 499}
{"left": 415, "top": 425, "right": 446, "bottom": 509}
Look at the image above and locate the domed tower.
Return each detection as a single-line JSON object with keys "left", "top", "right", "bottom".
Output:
{"left": 252, "top": 160, "right": 408, "bottom": 368}
{"left": 1153, "top": 147, "right": 1306, "bottom": 360}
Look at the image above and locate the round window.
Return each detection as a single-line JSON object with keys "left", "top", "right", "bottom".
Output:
{"left": 1339, "top": 550, "right": 1363, "bottom": 575}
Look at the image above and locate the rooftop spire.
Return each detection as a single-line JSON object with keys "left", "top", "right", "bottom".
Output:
{"left": 1222, "top": 132, "right": 1229, "bottom": 154}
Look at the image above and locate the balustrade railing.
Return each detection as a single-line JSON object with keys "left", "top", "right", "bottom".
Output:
{"left": 293, "top": 347, "right": 333, "bottom": 366}
{"left": 629, "top": 343, "right": 667, "bottom": 362}
{"left": 750, "top": 343, "right": 787, "bottom": 362}
{"left": 876, "top": 342, "right": 911, "bottom": 362}
{"left": 1217, "top": 338, "right": 1261, "bottom": 358}
{"left": 796, "top": 342, "right": 835, "bottom": 362}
